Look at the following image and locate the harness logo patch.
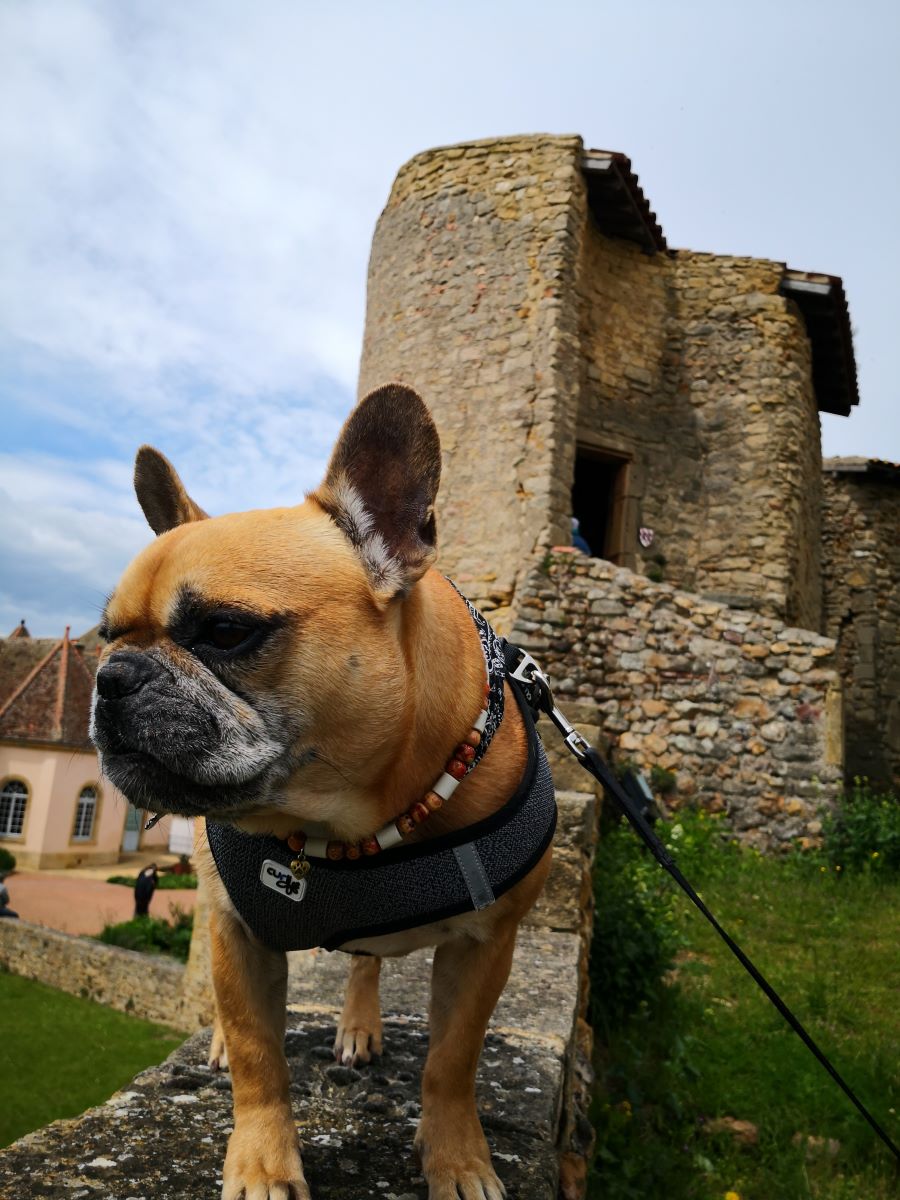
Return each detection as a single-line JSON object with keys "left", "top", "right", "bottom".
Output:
{"left": 260, "top": 859, "right": 307, "bottom": 902}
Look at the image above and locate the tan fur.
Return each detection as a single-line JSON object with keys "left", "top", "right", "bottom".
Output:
{"left": 99, "top": 386, "right": 552, "bottom": 1200}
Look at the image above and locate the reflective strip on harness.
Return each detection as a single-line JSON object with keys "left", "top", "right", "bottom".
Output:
{"left": 453, "top": 843, "right": 495, "bottom": 910}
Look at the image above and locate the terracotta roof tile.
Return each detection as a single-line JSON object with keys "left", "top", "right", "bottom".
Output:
{"left": 0, "top": 627, "right": 95, "bottom": 748}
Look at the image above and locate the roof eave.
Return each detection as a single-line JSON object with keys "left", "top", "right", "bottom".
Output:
{"left": 581, "top": 151, "right": 667, "bottom": 255}
{"left": 780, "top": 270, "right": 859, "bottom": 418}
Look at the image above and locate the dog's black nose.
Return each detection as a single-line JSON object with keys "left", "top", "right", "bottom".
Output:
{"left": 96, "top": 653, "right": 157, "bottom": 701}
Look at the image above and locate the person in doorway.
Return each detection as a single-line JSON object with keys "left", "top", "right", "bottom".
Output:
{"left": 134, "top": 862, "right": 159, "bottom": 917}
{"left": 571, "top": 516, "right": 592, "bottom": 555}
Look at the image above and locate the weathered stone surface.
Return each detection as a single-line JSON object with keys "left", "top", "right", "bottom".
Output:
{"left": 0, "top": 931, "right": 582, "bottom": 1198}
{"left": 0, "top": 1019, "right": 561, "bottom": 1199}
{"left": 287, "top": 929, "right": 581, "bottom": 1048}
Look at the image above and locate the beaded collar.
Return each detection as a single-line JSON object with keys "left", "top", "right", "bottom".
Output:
{"left": 278, "top": 587, "right": 506, "bottom": 874}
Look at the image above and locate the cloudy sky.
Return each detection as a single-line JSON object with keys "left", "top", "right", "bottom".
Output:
{"left": 2, "top": 0, "right": 898, "bottom": 636}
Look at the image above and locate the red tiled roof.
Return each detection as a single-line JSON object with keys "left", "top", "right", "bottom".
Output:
{"left": 0, "top": 627, "right": 96, "bottom": 748}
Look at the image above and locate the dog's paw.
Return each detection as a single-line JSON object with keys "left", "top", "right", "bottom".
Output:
{"left": 222, "top": 1115, "right": 309, "bottom": 1200}
{"left": 208, "top": 1021, "right": 229, "bottom": 1072}
{"left": 415, "top": 1117, "right": 506, "bottom": 1200}
{"left": 333, "top": 1015, "right": 382, "bottom": 1067}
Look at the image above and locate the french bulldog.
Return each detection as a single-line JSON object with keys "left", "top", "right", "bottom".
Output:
{"left": 91, "top": 384, "right": 553, "bottom": 1200}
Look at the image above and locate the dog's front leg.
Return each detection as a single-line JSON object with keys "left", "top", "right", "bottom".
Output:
{"left": 416, "top": 927, "right": 518, "bottom": 1200}
{"left": 210, "top": 905, "right": 309, "bottom": 1200}
{"left": 335, "top": 953, "right": 383, "bottom": 1066}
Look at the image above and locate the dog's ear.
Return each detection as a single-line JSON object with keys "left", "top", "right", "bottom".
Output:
{"left": 314, "top": 383, "right": 441, "bottom": 596}
{"left": 134, "top": 446, "right": 208, "bottom": 535}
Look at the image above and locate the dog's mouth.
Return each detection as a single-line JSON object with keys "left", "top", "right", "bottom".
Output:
{"left": 100, "top": 746, "right": 275, "bottom": 821}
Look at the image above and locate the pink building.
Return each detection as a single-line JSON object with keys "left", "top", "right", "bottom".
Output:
{"left": 0, "top": 622, "right": 174, "bottom": 869}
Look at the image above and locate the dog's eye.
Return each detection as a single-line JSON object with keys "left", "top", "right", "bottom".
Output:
{"left": 199, "top": 620, "right": 255, "bottom": 652}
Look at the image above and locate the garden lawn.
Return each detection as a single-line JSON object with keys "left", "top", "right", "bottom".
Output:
{"left": 590, "top": 838, "right": 900, "bottom": 1200}
{"left": 0, "top": 971, "right": 185, "bottom": 1148}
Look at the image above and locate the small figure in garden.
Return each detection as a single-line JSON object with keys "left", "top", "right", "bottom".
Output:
{"left": 133, "top": 862, "right": 159, "bottom": 917}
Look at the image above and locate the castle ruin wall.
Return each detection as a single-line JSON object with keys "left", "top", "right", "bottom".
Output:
{"left": 511, "top": 551, "right": 842, "bottom": 848}
{"left": 361, "top": 134, "right": 825, "bottom": 633}
{"left": 575, "top": 240, "right": 823, "bottom": 629}
{"left": 822, "top": 469, "right": 900, "bottom": 786}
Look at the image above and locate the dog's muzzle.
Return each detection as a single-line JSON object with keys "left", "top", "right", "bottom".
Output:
{"left": 91, "top": 649, "right": 284, "bottom": 816}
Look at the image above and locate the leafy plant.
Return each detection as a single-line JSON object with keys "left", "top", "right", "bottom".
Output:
{"left": 589, "top": 811, "right": 682, "bottom": 1029}
{"left": 96, "top": 904, "right": 193, "bottom": 962}
{"left": 0, "top": 847, "right": 16, "bottom": 874}
{"left": 819, "top": 780, "right": 900, "bottom": 876}
{"left": 649, "top": 765, "right": 676, "bottom": 796}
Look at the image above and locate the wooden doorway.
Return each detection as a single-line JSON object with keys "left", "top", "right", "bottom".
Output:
{"left": 571, "top": 445, "right": 631, "bottom": 563}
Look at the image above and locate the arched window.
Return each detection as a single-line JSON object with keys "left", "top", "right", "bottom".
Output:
{"left": 73, "top": 786, "right": 98, "bottom": 841}
{"left": 0, "top": 780, "right": 28, "bottom": 838}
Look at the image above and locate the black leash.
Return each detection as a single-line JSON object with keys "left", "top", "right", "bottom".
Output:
{"left": 504, "top": 643, "right": 900, "bottom": 1166}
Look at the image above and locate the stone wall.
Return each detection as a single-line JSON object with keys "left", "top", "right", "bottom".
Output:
{"left": 575, "top": 239, "right": 822, "bottom": 627}
{"left": 669, "top": 255, "right": 822, "bottom": 630}
{"left": 822, "top": 465, "right": 900, "bottom": 786}
{"left": 0, "top": 918, "right": 195, "bottom": 1029}
{"left": 510, "top": 551, "right": 842, "bottom": 848}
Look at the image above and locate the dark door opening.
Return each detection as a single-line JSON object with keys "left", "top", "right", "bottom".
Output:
{"left": 572, "top": 446, "right": 630, "bottom": 563}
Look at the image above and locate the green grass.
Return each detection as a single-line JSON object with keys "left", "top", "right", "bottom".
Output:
{"left": 589, "top": 832, "right": 900, "bottom": 1200}
{"left": 0, "top": 971, "right": 185, "bottom": 1148}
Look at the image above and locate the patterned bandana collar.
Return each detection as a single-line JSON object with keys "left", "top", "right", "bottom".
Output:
{"left": 450, "top": 582, "right": 506, "bottom": 772}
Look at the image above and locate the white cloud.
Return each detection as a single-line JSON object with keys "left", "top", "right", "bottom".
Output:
{"left": 1, "top": 0, "right": 898, "bottom": 634}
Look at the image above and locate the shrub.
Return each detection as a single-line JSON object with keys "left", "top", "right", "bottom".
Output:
{"left": 656, "top": 806, "right": 740, "bottom": 883}
{"left": 589, "top": 812, "right": 682, "bottom": 1029}
{"left": 649, "top": 765, "right": 676, "bottom": 796}
{"left": 97, "top": 905, "right": 193, "bottom": 962}
{"left": 106, "top": 874, "right": 198, "bottom": 890}
{"left": 589, "top": 805, "right": 742, "bottom": 1030}
{"left": 820, "top": 780, "right": 900, "bottom": 876}
{"left": 0, "top": 848, "right": 16, "bottom": 874}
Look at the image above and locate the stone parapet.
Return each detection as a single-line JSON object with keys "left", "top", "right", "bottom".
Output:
{"left": 0, "top": 930, "right": 587, "bottom": 1200}
{"left": 511, "top": 551, "right": 843, "bottom": 848}
{"left": 0, "top": 918, "right": 193, "bottom": 1030}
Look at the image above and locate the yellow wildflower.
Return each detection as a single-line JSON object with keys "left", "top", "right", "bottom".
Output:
{"left": 725, "top": 1192, "right": 741, "bottom": 1200}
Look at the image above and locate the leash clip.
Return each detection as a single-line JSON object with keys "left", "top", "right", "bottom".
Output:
{"left": 507, "top": 648, "right": 554, "bottom": 715}
{"left": 507, "top": 645, "right": 590, "bottom": 760}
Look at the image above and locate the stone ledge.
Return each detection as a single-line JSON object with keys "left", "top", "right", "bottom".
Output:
{"left": 287, "top": 928, "right": 581, "bottom": 1049}
{"left": 0, "top": 931, "right": 583, "bottom": 1199}
{"left": 0, "top": 918, "right": 189, "bottom": 1029}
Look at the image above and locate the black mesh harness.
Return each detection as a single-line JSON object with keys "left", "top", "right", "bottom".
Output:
{"left": 206, "top": 593, "right": 556, "bottom": 953}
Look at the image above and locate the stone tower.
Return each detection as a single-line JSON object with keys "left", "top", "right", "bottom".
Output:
{"left": 359, "top": 134, "right": 857, "bottom": 634}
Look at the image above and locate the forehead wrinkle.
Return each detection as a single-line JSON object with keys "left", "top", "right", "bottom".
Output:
{"left": 110, "top": 496, "right": 375, "bottom": 633}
